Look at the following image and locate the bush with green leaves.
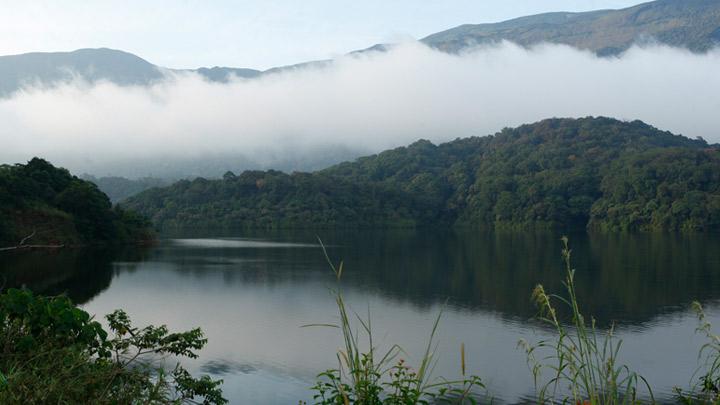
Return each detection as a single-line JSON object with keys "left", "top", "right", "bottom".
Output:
{"left": 0, "top": 288, "right": 226, "bottom": 404}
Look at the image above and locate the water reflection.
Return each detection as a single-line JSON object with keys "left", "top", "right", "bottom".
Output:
{"left": 1, "top": 230, "right": 719, "bottom": 403}
{"left": 0, "top": 246, "right": 149, "bottom": 304}
{"left": 201, "top": 359, "right": 258, "bottom": 376}
{"left": 117, "top": 230, "right": 720, "bottom": 325}
{"left": 171, "top": 239, "right": 317, "bottom": 249}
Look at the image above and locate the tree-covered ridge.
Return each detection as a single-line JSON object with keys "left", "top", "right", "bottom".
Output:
{"left": 123, "top": 170, "right": 424, "bottom": 229}
{"left": 124, "top": 117, "right": 719, "bottom": 231}
{"left": 451, "top": 118, "right": 712, "bottom": 228}
{"left": 0, "top": 158, "right": 153, "bottom": 246}
{"left": 590, "top": 148, "right": 720, "bottom": 231}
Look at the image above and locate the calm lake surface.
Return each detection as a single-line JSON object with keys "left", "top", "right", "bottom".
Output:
{"left": 2, "top": 230, "right": 720, "bottom": 403}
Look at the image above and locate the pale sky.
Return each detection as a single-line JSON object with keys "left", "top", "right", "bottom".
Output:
{"left": 0, "top": 0, "right": 644, "bottom": 70}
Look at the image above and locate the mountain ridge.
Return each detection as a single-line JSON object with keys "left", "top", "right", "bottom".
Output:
{"left": 422, "top": 0, "right": 720, "bottom": 55}
{"left": 1, "top": 0, "right": 718, "bottom": 96}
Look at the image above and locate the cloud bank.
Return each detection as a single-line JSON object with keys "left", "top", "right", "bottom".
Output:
{"left": 1, "top": 42, "right": 718, "bottom": 177}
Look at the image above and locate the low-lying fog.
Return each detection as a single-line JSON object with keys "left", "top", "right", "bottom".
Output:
{"left": 1, "top": 41, "right": 718, "bottom": 178}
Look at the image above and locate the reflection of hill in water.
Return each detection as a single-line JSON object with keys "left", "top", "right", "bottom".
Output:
{"left": 3, "top": 231, "right": 719, "bottom": 326}
{"left": 145, "top": 230, "right": 720, "bottom": 326}
{"left": 0, "top": 247, "right": 149, "bottom": 305}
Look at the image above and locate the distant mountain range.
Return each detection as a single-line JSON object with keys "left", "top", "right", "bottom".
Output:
{"left": 422, "top": 0, "right": 720, "bottom": 55}
{"left": 0, "top": 0, "right": 717, "bottom": 97}
{"left": 0, "top": 48, "right": 256, "bottom": 96}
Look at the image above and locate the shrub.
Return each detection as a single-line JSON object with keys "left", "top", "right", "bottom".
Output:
{"left": 0, "top": 288, "right": 226, "bottom": 404}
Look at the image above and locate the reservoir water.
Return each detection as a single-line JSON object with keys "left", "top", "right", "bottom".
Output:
{"left": 2, "top": 230, "right": 719, "bottom": 403}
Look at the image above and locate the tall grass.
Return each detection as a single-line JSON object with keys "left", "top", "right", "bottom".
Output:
{"left": 675, "top": 301, "right": 720, "bottom": 404}
{"left": 307, "top": 238, "right": 483, "bottom": 404}
{"left": 520, "top": 236, "right": 653, "bottom": 404}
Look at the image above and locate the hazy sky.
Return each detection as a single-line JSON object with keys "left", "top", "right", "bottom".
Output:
{"left": 0, "top": 0, "right": 643, "bottom": 69}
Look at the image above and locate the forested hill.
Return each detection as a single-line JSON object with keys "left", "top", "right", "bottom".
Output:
{"left": 123, "top": 117, "right": 720, "bottom": 232}
{"left": 0, "top": 158, "right": 153, "bottom": 246}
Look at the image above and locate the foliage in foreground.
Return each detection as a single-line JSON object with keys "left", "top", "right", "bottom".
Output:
{"left": 520, "top": 237, "right": 652, "bottom": 404}
{"left": 0, "top": 288, "right": 226, "bottom": 404}
{"left": 675, "top": 302, "right": 720, "bottom": 404}
{"left": 307, "top": 240, "right": 483, "bottom": 405}
{"left": 308, "top": 235, "right": 720, "bottom": 404}
{"left": 519, "top": 237, "right": 720, "bottom": 405}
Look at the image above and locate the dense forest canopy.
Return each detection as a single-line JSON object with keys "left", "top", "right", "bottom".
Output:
{"left": 123, "top": 117, "right": 719, "bottom": 232}
{"left": 0, "top": 158, "right": 152, "bottom": 245}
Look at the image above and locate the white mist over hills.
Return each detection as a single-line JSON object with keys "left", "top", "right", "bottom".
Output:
{"left": 1, "top": 41, "right": 718, "bottom": 177}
